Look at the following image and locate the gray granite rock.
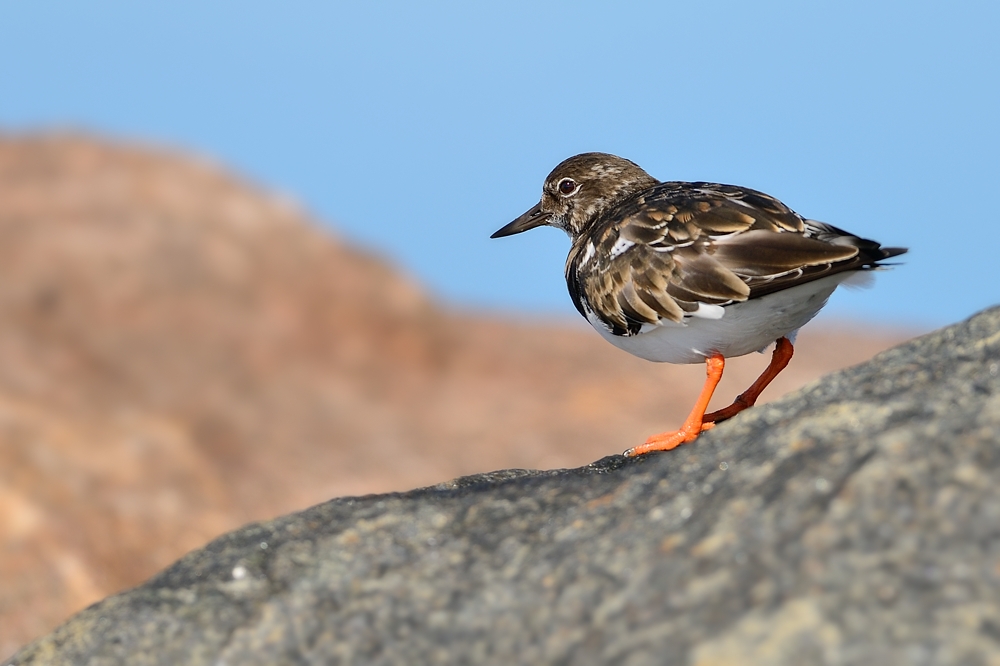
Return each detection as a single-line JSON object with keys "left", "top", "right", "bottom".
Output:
{"left": 8, "top": 307, "right": 1000, "bottom": 666}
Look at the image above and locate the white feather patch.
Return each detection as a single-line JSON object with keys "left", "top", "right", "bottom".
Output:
{"left": 690, "top": 302, "right": 726, "bottom": 320}
{"left": 610, "top": 237, "right": 634, "bottom": 258}
{"left": 583, "top": 304, "right": 613, "bottom": 333}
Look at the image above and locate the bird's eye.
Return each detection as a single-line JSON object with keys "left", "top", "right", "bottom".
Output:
{"left": 558, "top": 178, "right": 577, "bottom": 195}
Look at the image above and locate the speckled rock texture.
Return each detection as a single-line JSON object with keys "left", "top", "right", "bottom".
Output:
{"left": 8, "top": 307, "right": 1000, "bottom": 666}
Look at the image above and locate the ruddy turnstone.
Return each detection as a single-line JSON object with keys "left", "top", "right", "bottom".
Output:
{"left": 492, "top": 153, "right": 906, "bottom": 456}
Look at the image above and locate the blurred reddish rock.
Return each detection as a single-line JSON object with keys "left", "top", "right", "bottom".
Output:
{"left": 0, "top": 133, "right": 912, "bottom": 656}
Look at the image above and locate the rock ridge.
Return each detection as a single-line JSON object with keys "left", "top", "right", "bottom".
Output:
{"left": 9, "top": 306, "right": 1000, "bottom": 665}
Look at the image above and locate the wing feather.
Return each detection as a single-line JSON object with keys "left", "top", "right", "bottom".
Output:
{"left": 567, "top": 181, "right": 901, "bottom": 336}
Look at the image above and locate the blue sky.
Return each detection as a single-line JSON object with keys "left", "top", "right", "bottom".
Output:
{"left": 1, "top": 1, "right": 997, "bottom": 329}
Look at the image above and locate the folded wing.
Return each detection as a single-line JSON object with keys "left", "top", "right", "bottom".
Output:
{"left": 568, "top": 182, "right": 903, "bottom": 336}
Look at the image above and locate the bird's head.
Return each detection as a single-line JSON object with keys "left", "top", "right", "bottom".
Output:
{"left": 492, "top": 152, "right": 658, "bottom": 240}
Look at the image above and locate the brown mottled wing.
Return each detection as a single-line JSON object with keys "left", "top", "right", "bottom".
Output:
{"left": 567, "top": 182, "right": 869, "bottom": 336}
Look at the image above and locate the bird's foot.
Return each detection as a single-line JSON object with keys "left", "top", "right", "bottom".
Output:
{"left": 623, "top": 421, "right": 714, "bottom": 457}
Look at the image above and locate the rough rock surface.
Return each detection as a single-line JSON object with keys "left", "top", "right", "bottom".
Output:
{"left": 9, "top": 307, "right": 1000, "bottom": 665}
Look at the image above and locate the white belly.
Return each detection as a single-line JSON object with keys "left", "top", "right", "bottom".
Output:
{"left": 588, "top": 274, "right": 850, "bottom": 364}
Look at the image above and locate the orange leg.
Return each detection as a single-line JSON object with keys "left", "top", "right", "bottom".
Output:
{"left": 703, "top": 337, "right": 794, "bottom": 425}
{"left": 624, "top": 354, "right": 725, "bottom": 457}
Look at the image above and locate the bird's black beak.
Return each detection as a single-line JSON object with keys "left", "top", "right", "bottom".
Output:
{"left": 491, "top": 202, "right": 552, "bottom": 238}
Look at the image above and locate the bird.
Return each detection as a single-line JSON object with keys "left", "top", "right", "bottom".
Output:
{"left": 491, "top": 152, "right": 906, "bottom": 456}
